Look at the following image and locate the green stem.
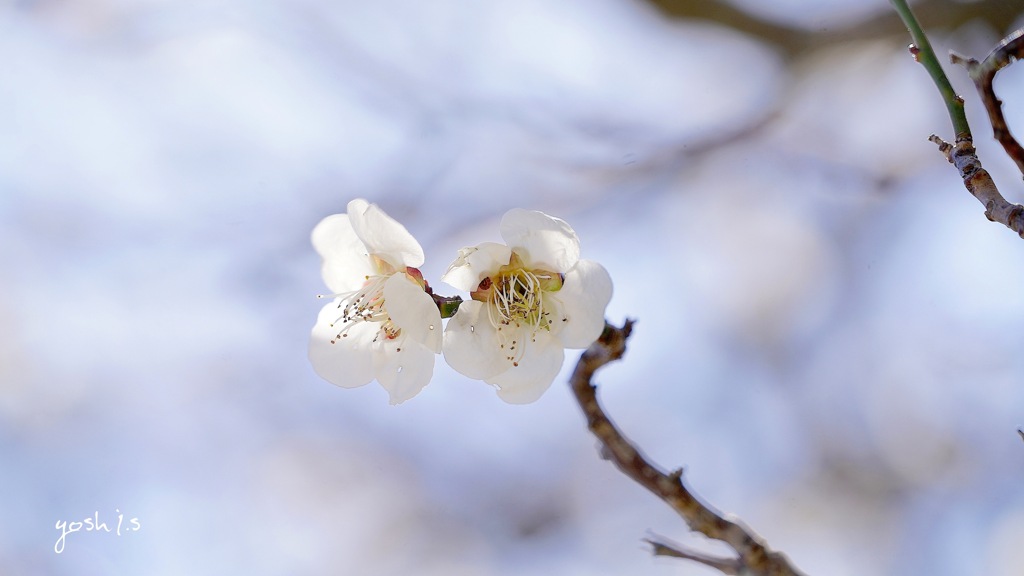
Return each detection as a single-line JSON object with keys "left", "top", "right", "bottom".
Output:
{"left": 432, "top": 294, "right": 463, "bottom": 319}
{"left": 889, "top": 0, "right": 971, "bottom": 138}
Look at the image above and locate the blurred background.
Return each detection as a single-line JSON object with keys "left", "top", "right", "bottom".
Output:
{"left": 4, "top": 0, "right": 1024, "bottom": 574}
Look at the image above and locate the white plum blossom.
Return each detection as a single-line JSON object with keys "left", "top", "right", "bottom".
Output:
{"left": 441, "top": 209, "right": 612, "bottom": 404}
{"left": 309, "top": 199, "right": 441, "bottom": 404}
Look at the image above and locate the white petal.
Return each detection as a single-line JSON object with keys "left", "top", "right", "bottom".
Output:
{"left": 487, "top": 329, "right": 565, "bottom": 404}
{"left": 373, "top": 338, "right": 436, "bottom": 405}
{"left": 347, "top": 199, "right": 424, "bottom": 269}
{"left": 308, "top": 300, "right": 376, "bottom": 388}
{"left": 442, "top": 300, "right": 506, "bottom": 380}
{"left": 311, "top": 214, "right": 375, "bottom": 294}
{"left": 500, "top": 209, "right": 580, "bottom": 273}
{"left": 383, "top": 273, "right": 442, "bottom": 353}
{"left": 440, "top": 242, "right": 512, "bottom": 292}
{"left": 555, "top": 259, "right": 613, "bottom": 349}
{"left": 539, "top": 292, "right": 567, "bottom": 339}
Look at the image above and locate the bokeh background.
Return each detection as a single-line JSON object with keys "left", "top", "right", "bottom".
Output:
{"left": 4, "top": 0, "right": 1024, "bottom": 574}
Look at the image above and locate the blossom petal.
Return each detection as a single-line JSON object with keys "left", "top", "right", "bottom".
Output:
{"left": 555, "top": 259, "right": 613, "bottom": 349}
{"left": 500, "top": 209, "right": 580, "bottom": 273}
{"left": 311, "top": 214, "right": 375, "bottom": 294}
{"left": 442, "top": 300, "right": 506, "bottom": 380}
{"left": 373, "top": 338, "right": 436, "bottom": 405}
{"left": 440, "top": 242, "right": 512, "bottom": 292}
{"left": 383, "top": 273, "right": 442, "bottom": 353}
{"left": 308, "top": 300, "right": 376, "bottom": 388}
{"left": 539, "top": 292, "right": 568, "bottom": 339}
{"left": 347, "top": 198, "right": 424, "bottom": 270}
{"left": 486, "top": 329, "right": 565, "bottom": 404}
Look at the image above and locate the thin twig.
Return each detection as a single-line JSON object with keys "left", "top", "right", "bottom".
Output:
{"left": 645, "top": 536, "right": 743, "bottom": 575}
{"left": 889, "top": 0, "right": 970, "bottom": 138}
{"left": 569, "top": 320, "right": 806, "bottom": 576}
{"left": 950, "top": 29, "right": 1024, "bottom": 178}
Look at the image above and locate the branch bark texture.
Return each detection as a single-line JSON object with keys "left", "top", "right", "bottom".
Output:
{"left": 569, "top": 320, "right": 806, "bottom": 576}
{"left": 929, "top": 136, "right": 1024, "bottom": 236}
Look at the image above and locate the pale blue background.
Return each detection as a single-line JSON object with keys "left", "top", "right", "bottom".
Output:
{"left": 3, "top": 0, "right": 1024, "bottom": 574}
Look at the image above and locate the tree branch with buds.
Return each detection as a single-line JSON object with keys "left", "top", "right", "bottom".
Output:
{"left": 569, "top": 320, "right": 806, "bottom": 576}
{"left": 890, "top": 0, "right": 1024, "bottom": 237}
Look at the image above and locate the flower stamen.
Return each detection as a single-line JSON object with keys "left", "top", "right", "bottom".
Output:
{"left": 324, "top": 275, "right": 401, "bottom": 344}
{"left": 483, "top": 265, "right": 562, "bottom": 367}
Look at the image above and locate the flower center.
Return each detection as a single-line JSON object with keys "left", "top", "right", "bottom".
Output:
{"left": 473, "top": 253, "right": 565, "bottom": 367}
{"left": 490, "top": 268, "right": 549, "bottom": 329}
{"left": 323, "top": 274, "right": 401, "bottom": 344}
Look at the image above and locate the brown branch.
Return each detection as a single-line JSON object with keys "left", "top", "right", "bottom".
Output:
{"left": 950, "top": 29, "right": 1024, "bottom": 178}
{"left": 929, "top": 135, "right": 1024, "bottom": 237}
{"left": 569, "top": 320, "right": 806, "bottom": 576}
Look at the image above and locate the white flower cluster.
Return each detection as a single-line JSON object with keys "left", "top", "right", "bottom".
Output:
{"left": 309, "top": 199, "right": 613, "bottom": 404}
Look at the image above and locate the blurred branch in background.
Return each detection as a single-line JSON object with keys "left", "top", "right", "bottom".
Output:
{"left": 570, "top": 321, "right": 806, "bottom": 576}
{"left": 645, "top": 0, "right": 1024, "bottom": 59}
{"left": 891, "top": 0, "right": 1024, "bottom": 237}
{"left": 611, "top": 0, "right": 1024, "bottom": 210}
